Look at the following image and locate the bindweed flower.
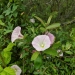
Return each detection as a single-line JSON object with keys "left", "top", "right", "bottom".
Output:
{"left": 57, "top": 50, "right": 63, "bottom": 57}
{"left": 32, "top": 35, "right": 51, "bottom": 51}
{"left": 30, "top": 18, "right": 35, "bottom": 23}
{"left": 11, "top": 65, "right": 22, "bottom": 75}
{"left": 45, "top": 32, "right": 55, "bottom": 45}
{"left": 11, "top": 26, "right": 23, "bottom": 43}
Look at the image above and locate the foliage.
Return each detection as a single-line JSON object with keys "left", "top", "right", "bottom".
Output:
{"left": 0, "top": 0, "right": 75, "bottom": 75}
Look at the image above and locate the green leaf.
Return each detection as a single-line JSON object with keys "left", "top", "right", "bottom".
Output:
{"left": 47, "top": 15, "right": 52, "bottom": 25}
{"left": 4, "top": 67, "right": 16, "bottom": 75}
{"left": 0, "top": 71, "right": 6, "bottom": 75}
{"left": 3, "top": 8, "right": 11, "bottom": 16}
{"left": 4, "top": 30, "right": 12, "bottom": 35}
{"left": 64, "top": 57, "right": 71, "bottom": 62}
{"left": 65, "top": 42, "right": 71, "bottom": 50}
{"left": 1, "top": 51, "right": 12, "bottom": 64}
{"left": 0, "top": 65, "right": 3, "bottom": 72}
{"left": 44, "top": 48, "right": 57, "bottom": 56}
{"left": 34, "top": 55, "right": 42, "bottom": 69}
{"left": 4, "top": 43, "right": 15, "bottom": 52}
{"left": 34, "top": 16, "right": 45, "bottom": 26}
{"left": 0, "top": 15, "right": 4, "bottom": 19}
{"left": 46, "top": 23, "right": 60, "bottom": 30}
{"left": 31, "top": 51, "right": 40, "bottom": 61}
{"left": 40, "top": 27, "right": 46, "bottom": 33}
{"left": 12, "top": 4, "right": 18, "bottom": 13}
{"left": 1, "top": 43, "right": 15, "bottom": 65}
{"left": 9, "top": 0, "right": 13, "bottom": 2}
{"left": 0, "top": 20, "right": 5, "bottom": 26}
{"left": 65, "top": 51, "right": 73, "bottom": 55}
{"left": 51, "top": 41, "right": 61, "bottom": 49}
{"left": 20, "top": 50, "right": 29, "bottom": 59}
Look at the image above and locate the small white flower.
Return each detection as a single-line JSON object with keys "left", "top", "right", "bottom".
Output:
{"left": 11, "top": 26, "right": 23, "bottom": 43}
{"left": 32, "top": 35, "right": 51, "bottom": 51}
{"left": 30, "top": 18, "right": 35, "bottom": 23}
{"left": 57, "top": 50, "right": 63, "bottom": 57}
{"left": 11, "top": 65, "right": 22, "bottom": 75}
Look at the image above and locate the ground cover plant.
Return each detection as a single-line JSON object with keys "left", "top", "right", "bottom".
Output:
{"left": 0, "top": 0, "right": 75, "bottom": 75}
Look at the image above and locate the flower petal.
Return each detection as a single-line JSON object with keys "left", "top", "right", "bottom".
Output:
{"left": 46, "top": 32, "right": 55, "bottom": 44}
{"left": 11, "top": 26, "right": 23, "bottom": 43}
{"left": 11, "top": 65, "right": 22, "bottom": 75}
{"left": 32, "top": 35, "right": 51, "bottom": 51}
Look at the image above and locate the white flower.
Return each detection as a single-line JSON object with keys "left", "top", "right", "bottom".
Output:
{"left": 11, "top": 65, "right": 22, "bottom": 75}
{"left": 57, "top": 50, "right": 63, "bottom": 57}
{"left": 32, "top": 35, "right": 51, "bottom": 51}
{"left": 11, "top": 26, "right": 23, "bottom": 43}
{"left": 45, "top": 32, "right": 55, "bottom": 45}
{"left": 30, "top": 18, "right": 35, "bottom": 23}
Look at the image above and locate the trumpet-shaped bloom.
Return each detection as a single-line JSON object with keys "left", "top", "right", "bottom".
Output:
{"left": 45, "top": 32, "right": 55, "bottom": 45}
{"left": 11, "top": 65, "right": 22, "bottom": 75}
{"left": 11, "top": 26, "right": 23, "bottom": 43}
{"left": 32, "top": 35, "right": 51, "bottom": 51}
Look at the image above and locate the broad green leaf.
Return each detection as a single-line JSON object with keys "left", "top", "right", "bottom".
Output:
{"left": 4, "top": 67, "right": 16, "bottom": 75}
{"left": 3, "top": 8, "right": 11, "bottom": 16}
{"left": 65, "top": 51, "right": 73, "bottom": 55}
{"left": 0, "top": 15, "right": 4, "bottom": 19}
{"left": 4, "top": 30, "right": 12, "bottom": 35}
{"left": 51, "top": 41, "right": 61, "bottom": 49}
{"left": 0, "top": 43, "right": 14, "bottom": 65}
{"left": 0, "top": 65, "right": 3, "bottom": 72}
{"left": 13, "top": 12, "right": 18, "bottom": 17}
{"left": 40, "top": 27, "right": 46, "bottom": 33}
{"left": 46, "top": 23, "right": 60, "bottom": 30}
{"left": 65, "top": 42, "right": 71, "bottom": 50}
{"left": 1, "top": 51, "right": 12, "bottom": 64}
{"left": 64, "top": 57, "right": 71, "bottom": 62}
{"left": 47, "top": 15, "right": 52, "bottom": 25}
{"left": 9, "top": 0, "right": 13, "bottom": 2}
{"left": 12, "top": 4, "right": 18, "bottom": 13}
{"left": 31, "top": 51, "right": 40, "bottom": 61}
{"left": 18, "top": 42, "right": 24, "bottom": 47}
{"left": 34, "top": 16, "right": 45, "bottom": 26}
{"left": 0, "top": 71, "right": 6, "bottom": 75}
{"left": 34, "top": 55, "right": 42, "bottom": 69}
{"left": 0, "top": 20, "right": 5, "bottom": 26}
{"left": 4, "top": 43, "right": 15, "bottom": 52}
{"left": 44, "top": 48, "right": 57, "bottom": 56}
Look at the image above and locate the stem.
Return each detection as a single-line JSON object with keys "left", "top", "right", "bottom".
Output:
{"left": 0, "top": 53, "right": 6, "bottom": 67}
{"left": 61, "top": 18, "right": 75, "bottom": 26}
{"left": 22, "top": 57, "right": 24, "bottom": 75}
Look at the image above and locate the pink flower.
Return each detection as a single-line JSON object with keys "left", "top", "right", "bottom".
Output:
{"left": 32, "top": 35, "right": 51, "bottom": 51}
{"left": 11, "top": 26, "right": 23, "bottom": 43}
{"left": 11, "top": 65, "right": 22, "bottom": 75}
{"left": 45, "top": 32, "right": 55, "bottom": 45}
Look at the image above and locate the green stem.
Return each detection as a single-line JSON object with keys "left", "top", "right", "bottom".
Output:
{"left": 22, "top": 57, "right": 24, "bottom": 75}
{"left": 0, "top": 53, "right": 6, "bottom": 67}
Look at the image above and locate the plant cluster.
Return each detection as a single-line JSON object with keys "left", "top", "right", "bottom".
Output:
{"left": 0, "top": 0, "right": 75, "bottom": 75}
